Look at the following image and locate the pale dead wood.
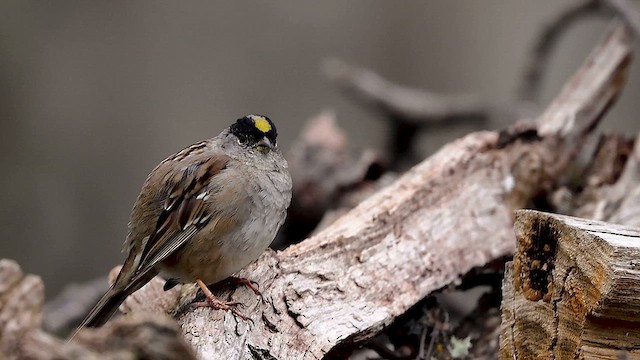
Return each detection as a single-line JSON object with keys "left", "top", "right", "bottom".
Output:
{"left": 500, "top": 210, "right": 640, "bottom": 359}
{"left": 581, "top": 134, "right": 634, "bottom": 189}
{"left": 21, "top": 314, "right": 197, "bottom": 360}
{"left": 92, "top": 25, "right": 630, "bottom": 359}
{"left": 0, "top": 259, "right": 44, "bottom": 359}
{"left": 559, "top": 132, "right": 640, "bottom": 226}
{"left": 607, "top": 133, "right": 640, "bottom": 226}
{"left": 0, "top": 260, "right": 196, "bottom": 360}
{"left": 549, "top": 134, "right": 633, "bottom": 215}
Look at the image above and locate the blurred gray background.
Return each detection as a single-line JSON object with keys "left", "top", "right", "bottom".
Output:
{"left": 1, "top": 1, "right": 638, "bottom": 297}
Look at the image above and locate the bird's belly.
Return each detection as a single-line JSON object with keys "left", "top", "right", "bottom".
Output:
{"left": 159, "top": 213, "right": 280, "bottom": 285}
{"left": 159, "top": 166, "right": 290, "bottom": 286}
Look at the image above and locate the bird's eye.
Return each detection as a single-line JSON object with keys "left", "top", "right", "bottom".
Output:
{"left": 255, "top": 144, "right": 271, "bottom": 154}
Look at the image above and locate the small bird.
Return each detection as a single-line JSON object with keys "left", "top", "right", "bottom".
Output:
{"left": 75, "top": 115, "right": 292, "bottom": 333}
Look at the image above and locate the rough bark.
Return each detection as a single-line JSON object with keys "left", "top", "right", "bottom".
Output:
{"left": 21, "top": 314, "right": 197, "bottom": 360}
{"left": 500, "top": 210, "right": 640, "bottom": 359}
{"left": 101, "top": 25, "right": 630, "bottom": 359}
{"left": 0, "top": 259, "right": 44, "bottom": 358}
{"left": 0, "top": 260, "right": 196, "bottom": 360}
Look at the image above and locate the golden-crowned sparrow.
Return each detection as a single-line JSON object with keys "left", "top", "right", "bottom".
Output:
{"left": 75, "top": 115, "right": 292, "bottom": 332}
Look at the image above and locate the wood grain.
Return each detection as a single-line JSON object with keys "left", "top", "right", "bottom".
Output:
{"left": 500, "top": 210, "right": 640, "bottom": 359}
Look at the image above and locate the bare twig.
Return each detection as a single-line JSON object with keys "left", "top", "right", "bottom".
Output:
{"left": 322, "top": 58, "right": 509, "bottom": 166}
{"left": 519, "top": 0, "right": 640, "bottom": 103}
{"left": 518, "top": 0, "right": 600, "bottom": 102}
{"left": 601, "top": 0, "right": 640, "bottom": 37}
{"left": 323, "top": 58, "right": 491, "bottom": 125}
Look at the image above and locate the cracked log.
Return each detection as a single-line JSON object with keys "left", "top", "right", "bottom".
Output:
{"left": 500, "top": 210, "right": 640, "bottom": 359}
{"left": 71, "top": 25, "right": 630, "bottom": 359}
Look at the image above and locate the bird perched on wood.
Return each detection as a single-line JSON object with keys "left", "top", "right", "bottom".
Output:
{"left": 74, "top": 115, "right": 292, "bottom": 334}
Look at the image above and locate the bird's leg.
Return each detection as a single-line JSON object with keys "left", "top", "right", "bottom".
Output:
{"left": 208, "top": 276, "right": 264, "bottom": 302}
{"left": 226, "top": 276, "right": 261, "bottom": 296}
{"left": 193, "top": 279, "right": 250, "bottom": 320}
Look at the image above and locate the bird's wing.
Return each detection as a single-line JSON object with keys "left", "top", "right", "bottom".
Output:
{"left": 121, "top": 153, "right": 232, "bottom": 287}
{"left": 72, "top": 150, "right": 232, "bottom": 333}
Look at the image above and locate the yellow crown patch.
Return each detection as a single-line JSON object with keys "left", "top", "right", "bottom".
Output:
{"left": 253, "top": 117, "right": 272, "bottom": 133}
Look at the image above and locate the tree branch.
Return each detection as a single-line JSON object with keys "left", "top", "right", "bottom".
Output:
{"left": 519, "top": 0, "right": 640, "bottom": 103}
{"left": 322, "top": 58, "right": 493, "bottom": 126}
{"left": 518, "top": 0, "right": 601, "bottom": 103}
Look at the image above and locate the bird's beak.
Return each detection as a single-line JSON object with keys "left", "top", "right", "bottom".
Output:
{"left": 256, "top": 137, "right": 274, "bottom": 149}
{"left": 254, "top": 137, "right": 275, "bottom": 153}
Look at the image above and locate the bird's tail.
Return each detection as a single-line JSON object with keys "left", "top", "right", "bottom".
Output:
{"left": 70, "top": 286, "right": 128, "bottom": 338}
{"left": 69, "top": 270, "right": 156, "bottom": 340}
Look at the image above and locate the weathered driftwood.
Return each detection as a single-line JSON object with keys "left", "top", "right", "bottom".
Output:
{"left": 500, "top": 210, "right": 640, "bottom": 359}
{"left": 95, "top": 25, "right": 630, "bottom": 359}
{"left": 551, "top": 131, "right": 640, "bottom": 227}
{"left": 550, "top": 133, "right": 634, "bottom": 216}
{"left": 581, "top": 134, "right": 634, "bottom": 190}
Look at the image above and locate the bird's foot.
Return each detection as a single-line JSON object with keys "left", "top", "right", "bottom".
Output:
{"left": 194, "top": 279, "right": 251, "bottom": 321}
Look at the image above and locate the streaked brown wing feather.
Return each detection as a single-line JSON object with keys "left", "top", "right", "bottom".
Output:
{"left": 117, "top": 152, "right": 231, "bottom": 287}
{"left": 138, "top": 155, "right": 230, "bottom": 268}
{"left": 75, "top": 145, "right": 232, "bottom": 332}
